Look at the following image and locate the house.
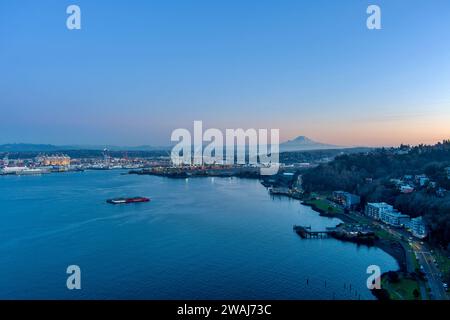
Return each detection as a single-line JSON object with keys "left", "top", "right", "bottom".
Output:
{"left": 332, "top": 191, "right": 361, "bottom": 209}
{"left": 400, "top": 185, "right": 415, "bottom": 193}
{"left": 415, "top": 174, "right": 429, "bottom": 187}
{"left": 390, "top": 179, "right": 402, "bottom": 186}
{"left": 436, "top": 188, "right": 446, "bottom": 198}
{"left": 294, "top": 175, "right": 303, "bottom": 191}
{"left": 365, "top": 203, "right": 393, "bottom": 220}
{"left": 419, "top": 177, "right": 430, "bottom": 187}
{"left": 406, "top": 216, "right": 428, "bottom": 238}
{"left": 446, "top": 167, "right": 450, "bottom": 179}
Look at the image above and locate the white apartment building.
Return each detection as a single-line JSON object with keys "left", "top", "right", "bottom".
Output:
{"left": 406, "top": 216, "right": 428, "bottom": 238}
{"left": 379, "top": 210, "right": 410, "bottom": 227}
{"left": 365, "top": 202, "right": 393, "bottom": 220}
{"left": 365, "top": 202, "right": 410, "bottom": 227}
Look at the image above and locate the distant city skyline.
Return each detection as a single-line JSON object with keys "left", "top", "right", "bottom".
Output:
{"left": 1, "top": 0, "right": 450, "bottom": 147}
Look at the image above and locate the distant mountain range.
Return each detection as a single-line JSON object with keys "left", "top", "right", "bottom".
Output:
{"left": 279, "top": 136, "right": 345, "bottom": 152}
{"left": 0, "top": 136, "right": 348, "bottom": 153}
{"left": 0, "top": 143, "right": 171, "bottom": 153}
{"left": 0, "top": 144, "right": 63, "bottom": 152}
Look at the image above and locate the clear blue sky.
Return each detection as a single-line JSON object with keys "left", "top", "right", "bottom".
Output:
{"left": 1, "top": 0, "right": 450, "bottom": 146}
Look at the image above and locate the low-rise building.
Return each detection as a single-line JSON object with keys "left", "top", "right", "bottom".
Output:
{"left": 436, "top": 188, "right": 446, "bottom": 198}
{"left": 415, "top": 174, "right": 429, "bottom": 187}
{"left": 379, "top": 210, "right": 410, "bottom": 227}
{"left": 400, "top": 185, "right": 414, "bottom": 193}
{"left": 365, "top": 202, "right": 393, "bottom": 220}
{"left": 406, "top": 216, "right": 428, "bottom": 238}
{"left": 1, "top": 166, "right": 28, "bottom": 174}
{"left": 365, "top": 202, "right": 409, "bottom": 227}
{"left": 332, "top": 191, "right": 361, "bottom": 209}
{"left": 390, "top": 179, "right": 402, "bottom": 186}
{"left": 37, "top": 155, "right": 71, "bottom": 167}
{"left": 293, "top": 175, "right": 303, "bottom": 190}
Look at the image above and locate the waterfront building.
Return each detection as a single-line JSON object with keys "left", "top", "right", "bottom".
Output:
{"left": 293, "top": 175, "right": 303, "bottom": 191}
{"left": 365, "top": 202, "right": 393, "bottom": 220}
{"left": 446, "top": 167, "right": 450, "bottom": 179}
{"left": 365, "top": 203, "right": 409, "bottom": 227}
{"left": 282, "top": 172, "right": 294, "bottom": 177}
{"left": 2, "top": 154, "right": 9, "bottom": 167}
{"left": 405, "top": 216, "right": 428, "bottom": 238}
{"left": 1, "top": 166, "right": 28, "bottom": 174}
{"left": 379, "top": 209, "right": 410, "bottom": 227}
{"left": 298, "top": 163, "right": 311, "bottom": 168}
{"left": 332, "top": 191, "right": 360, "bottom": 209}
{"left": 269, "top": 187, "right": 291, "bottom": 195}
{"left": 37, "top": 155, "right": 71, "bottom": 166}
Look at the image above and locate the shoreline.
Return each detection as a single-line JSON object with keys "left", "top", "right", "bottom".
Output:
{"left": 302, "top": 199, "right": 408, "bottom": 300}
{"left": 300, "top": 201, "right": 357, "bottom": 224}
{"left": 260, "top": 185, "right": 407, "bottom": 276}
{"left": 303, "top": 200, "right": 406, "bottom": 271}
{"left": 133, "top": 174, "right": 409, "bottom": 299}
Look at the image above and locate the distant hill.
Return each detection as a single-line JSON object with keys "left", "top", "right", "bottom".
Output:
{"left": 301, "top": 140, "right": 450, "bottom": 247}
{"left": 0, "top": 144, "right": 64, "bottom": 152}
{"left": 1, "top": 138, "right": 349, "bottom": 153}
{"left": 280, "top": 136, "right": 345, "bottom": 152}
{"left": 0, "top": 143, "right": 171, "bottom": 153}
{"left": 66, "top": 144, "right": 171, "bottom": 152}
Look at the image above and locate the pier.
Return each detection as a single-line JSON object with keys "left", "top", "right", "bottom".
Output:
{"left": 293, "top": 225, "right": 336, "bottom": 239}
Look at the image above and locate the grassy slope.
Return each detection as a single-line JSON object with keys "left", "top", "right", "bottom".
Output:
{"left": 305, "top": 198, "right": 343, "bottom": 215}
{"left": 435, "top": 250, "right": 450, "bottom": 283}
{"left": 381, "top": 274, "right": 421, "bottom": 300}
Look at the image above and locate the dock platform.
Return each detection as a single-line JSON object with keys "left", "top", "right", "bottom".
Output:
{"left": 293, "top": 225, "right": 336, "bottom": 239}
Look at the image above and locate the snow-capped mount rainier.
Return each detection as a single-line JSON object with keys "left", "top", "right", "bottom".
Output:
{"left": 279, "top": 136, "right": 344, "bottom": 152}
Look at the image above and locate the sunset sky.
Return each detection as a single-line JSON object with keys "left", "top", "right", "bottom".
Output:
{"left": 1, "top": 0, "right": 450, "bottom": 147}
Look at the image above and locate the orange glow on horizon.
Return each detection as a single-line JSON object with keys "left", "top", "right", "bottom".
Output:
{"left": 279, "top": 115, "right": 450, "bottom": 147}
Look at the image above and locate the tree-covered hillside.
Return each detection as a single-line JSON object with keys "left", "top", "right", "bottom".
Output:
{"left": 302, "top": 141, "right": 450, "bottom": 248}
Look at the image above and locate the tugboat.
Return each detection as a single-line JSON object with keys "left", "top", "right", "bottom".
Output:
{"left": 106, "top": 197, "right": 150, "bottom": 205}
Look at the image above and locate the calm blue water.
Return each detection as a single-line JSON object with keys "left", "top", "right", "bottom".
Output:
{"left": 0, "top": 170, "right": 398, "bottom": 299}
